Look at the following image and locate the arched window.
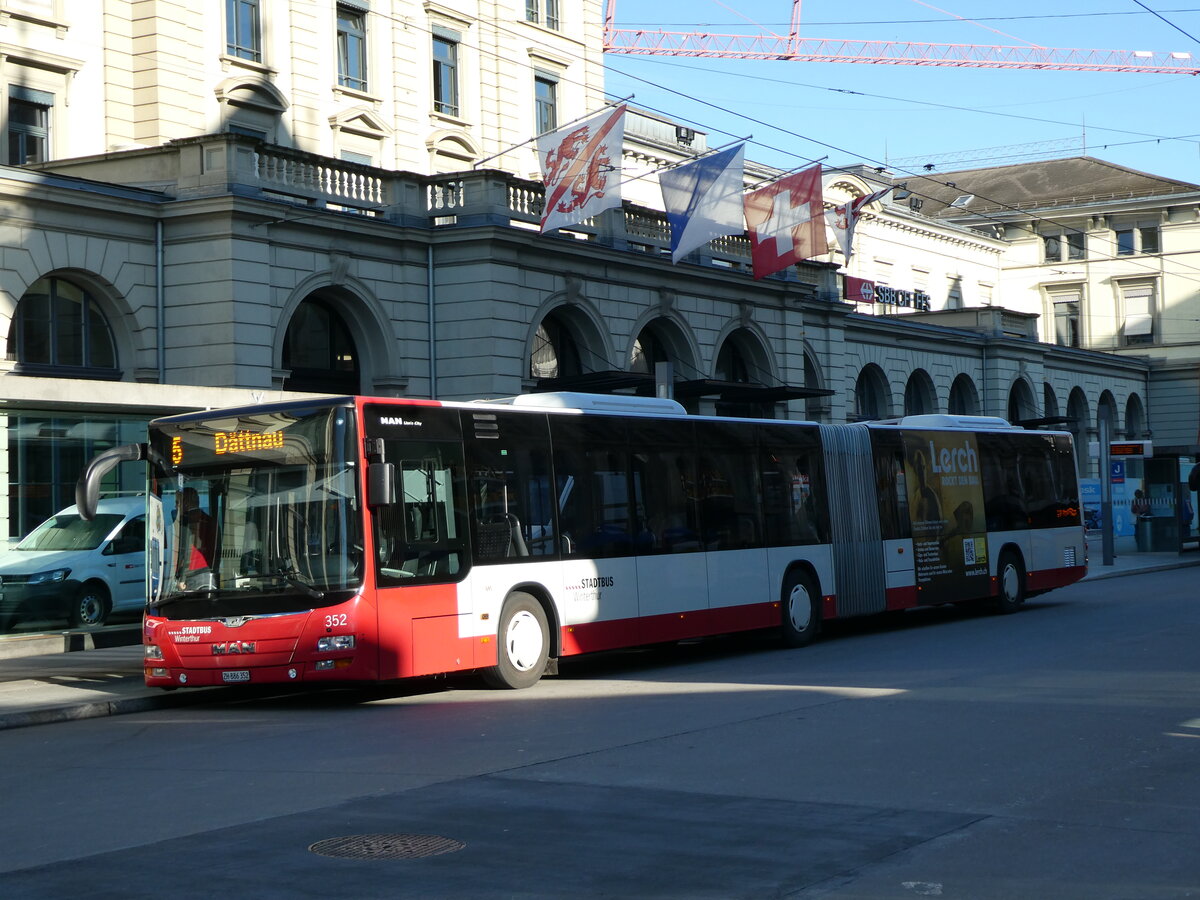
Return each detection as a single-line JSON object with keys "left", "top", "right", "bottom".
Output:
{"left": 7, "top": 276, "right": 118, "bottom": 378}
{"left": 282, "top": 297, "right": 359, "bottom": 394}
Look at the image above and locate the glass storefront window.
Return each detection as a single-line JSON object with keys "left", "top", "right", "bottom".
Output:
{"left": 0, "top": 410, "right": 152, "bottom": 635}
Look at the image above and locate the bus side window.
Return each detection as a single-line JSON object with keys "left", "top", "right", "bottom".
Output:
{"left": 980, "top": 435, "right": 1024, "bottom": 531}
{"left": 1052, "top": 435, "right": 1082, "bottom": 525}
{"left": 373, "top": 440, "right": 466, "bottom": 583}
{"left": 869, "top": 432, "right": 910, "bottom": 541}
{"left": 695, "top": 423, "right": 763, "bottom": 551}
{"left": 630, "top": 419, "right": 699, "bottom": 554}
{"left": 464, "top": 412, "right": 554, "bottom": 563}
{"left": 551, "top": 416, "right": 634, "bottom": 559}
{"left": 1018, "top": 442, "right": 1058, "bottom": 529}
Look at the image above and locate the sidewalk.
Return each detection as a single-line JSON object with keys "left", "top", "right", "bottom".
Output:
{"left": 0, "top": 550, "right": 1195, "bottom": 732}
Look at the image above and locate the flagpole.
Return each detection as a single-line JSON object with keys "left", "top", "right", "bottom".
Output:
{"left": 472, "top": 95, "right": 634, "bottom": 169}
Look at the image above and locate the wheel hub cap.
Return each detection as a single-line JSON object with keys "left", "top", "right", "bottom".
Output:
{"left": 505, "top": 610, "right": 543, "bottom": 672}
{"left": 788, "top": 585, "right": 811, "bottom": 631}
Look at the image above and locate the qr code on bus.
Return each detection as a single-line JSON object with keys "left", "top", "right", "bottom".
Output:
{"left": 963, "top": 538, "right": 976, "bottom": 565}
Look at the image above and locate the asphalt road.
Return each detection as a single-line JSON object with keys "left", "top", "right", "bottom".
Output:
{"left": 0, "top": 569, "right": 1197, "bottom": 899}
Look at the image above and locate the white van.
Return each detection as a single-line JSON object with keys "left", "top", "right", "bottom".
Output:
{"left": 0, "top": 496, "right": 146, "bottom": 629}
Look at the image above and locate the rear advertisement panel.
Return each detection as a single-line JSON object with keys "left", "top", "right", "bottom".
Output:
{"left": 903, "top": 431, "right": 989, "bottom": 604}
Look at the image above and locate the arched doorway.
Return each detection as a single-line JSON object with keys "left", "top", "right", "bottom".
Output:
{"left": 713, "top": 327, "right": 775, "bottom": 418}
{"left": 853, "top": 364, "right": 891, "bottom": 421}
{"left": 903, "top": 369, "right": 937, "bottom": 416}
{"left": 1007, "top": 378, "right": 1037, "bottom": 424}
{"left": 948, "top": 374, "right": 979, "bottom": 416}
{"left": 281, "top": 296, "right": 360, "bottom": 394}
{"left": 1097, "top": 390, "right": 1118, "bottom": 435}
{"left": 1067, "top": 387, "right": 1090, "bottom": 476}
{"left": 1044, "top": 383, "right": 1060, "bottom": 420}
{"left": 530, "top": 314, "right": 583, "bottom": 380}
{"left": 629, "top": 327, "right": 670, "bottom": 375}
{"left": 803, "top": 350, "right": 826, "bottom": 422}
{"left": 630, "top": 317, "right": 700, "bottom": 410}
{"left": 1125, "top": 393, "right": 1146, "bottom": 438}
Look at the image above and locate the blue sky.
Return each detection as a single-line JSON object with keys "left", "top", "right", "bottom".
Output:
{"left": 602, "top": 1, "right": 1200, "bottom": 184}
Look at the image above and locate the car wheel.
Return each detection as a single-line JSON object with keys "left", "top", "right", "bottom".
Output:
{"left": 71, "top": 582, "right": 111, "bottom": 628}
{"left": 482, "top": 592, "right": 550, "bottom": 690}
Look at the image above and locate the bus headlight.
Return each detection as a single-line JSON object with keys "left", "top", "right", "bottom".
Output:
{"left": 317, "top": 635, "right": 356, "bottom": 652}
{"left": 144, "top": 645, "right": 163, "bottom": 660}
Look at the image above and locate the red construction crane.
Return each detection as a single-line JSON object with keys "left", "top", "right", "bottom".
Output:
{"left": 602, "top": 0, "right": 1200, "bottom": 75}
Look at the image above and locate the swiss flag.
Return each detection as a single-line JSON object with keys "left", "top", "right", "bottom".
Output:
{"left": 743, "top": 165, "right": 827, "bottom": 280}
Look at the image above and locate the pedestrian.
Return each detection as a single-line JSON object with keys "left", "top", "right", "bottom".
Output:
{"left": 1131, "top": 489, "right": 1150, "bottom": 518}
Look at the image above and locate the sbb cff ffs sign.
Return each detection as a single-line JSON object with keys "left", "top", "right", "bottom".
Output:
{"left": 844, "top": 276, "right": 932, "bottom": 311}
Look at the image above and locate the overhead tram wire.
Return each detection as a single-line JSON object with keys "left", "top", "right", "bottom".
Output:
{"left": 357, "top": 5, "right": 1200, "bottom": 296}
{"left": 603, "top": 61, "right": 1200, "bottom": 294}
{"left": 602, "top": 54, "right": 1200, "bottom": 157}
{"left": 633, "top": 11, "right": 1200, "bottom": 29}
{"left": 1131, "top": 1, "right": 1200, "bottom": 47}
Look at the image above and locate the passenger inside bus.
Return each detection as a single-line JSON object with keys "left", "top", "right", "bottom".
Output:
{"left": 175, "top": 487, "right": 216, "bottom": 588}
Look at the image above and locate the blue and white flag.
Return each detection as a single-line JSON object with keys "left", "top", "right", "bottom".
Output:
{"left": 659, "top": 143, "right": 746, "bottom": 264}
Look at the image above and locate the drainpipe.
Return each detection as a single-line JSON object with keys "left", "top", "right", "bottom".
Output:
{"left": 156, "top": 220, "right": 165, "bottom": 383}
{"left": 427, "top": 243, "right": 437, "bottom": 399}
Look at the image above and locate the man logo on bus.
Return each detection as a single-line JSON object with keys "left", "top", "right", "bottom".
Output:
{"left": 212, "top": 642, "right": 256, "bottom": 655}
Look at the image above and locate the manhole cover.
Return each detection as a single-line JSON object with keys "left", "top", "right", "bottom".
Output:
{"left": 309, "top": 833, "right": 465, "bottom": 860}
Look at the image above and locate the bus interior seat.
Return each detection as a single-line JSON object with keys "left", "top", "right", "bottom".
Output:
{"left": 476, "top": 514, "right": 530, "bottom": 558}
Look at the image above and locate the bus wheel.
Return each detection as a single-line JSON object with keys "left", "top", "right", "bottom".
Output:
{"left": 995, "top": 552, "right": 1026, "bottom": 615}
{"left": 781, "top": 571, "right": 820, "bottom": 648}
{"left": 483, "top": 592, "right": 550, "bottom": 690}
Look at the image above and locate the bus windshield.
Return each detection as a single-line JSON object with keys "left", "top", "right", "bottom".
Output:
{"left": 151, "top": 405, "right": 362, "bottom": 618}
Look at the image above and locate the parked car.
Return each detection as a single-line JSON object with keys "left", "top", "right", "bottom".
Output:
{"left": 0, "top": 496, "right": 146, "bottom": 629}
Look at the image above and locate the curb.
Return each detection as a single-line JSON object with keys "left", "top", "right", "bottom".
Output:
{"left": 0, "top": 685, "right": 227, "bottom": 732}
{"left": 1082, "top": 559, "right": 1200, "bottom": 581}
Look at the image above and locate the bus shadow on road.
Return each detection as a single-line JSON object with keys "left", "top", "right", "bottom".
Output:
{"left": 207, "top": 600, "right": 1065, "bottom": 712}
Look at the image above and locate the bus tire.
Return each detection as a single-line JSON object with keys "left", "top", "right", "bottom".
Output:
{"left": 781, "top": 570, "right": 820, "bottom": 648}
{"left": 995, "top": 551, "right": 1026, "bottom": 615}
{"left": 482, "top": 592, "right": 550, "bottom": 690}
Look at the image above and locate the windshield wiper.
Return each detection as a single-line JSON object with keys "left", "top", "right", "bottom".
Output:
{"left": 152, "top": 589, "right": 218, "bottom": 609}
{"left": 270, "top": 563, "right": 325, "bottom": 601}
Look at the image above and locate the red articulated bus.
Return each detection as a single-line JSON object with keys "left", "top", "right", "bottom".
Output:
{"left": 75, "top": 392, "right": 1086, "bottom": 690}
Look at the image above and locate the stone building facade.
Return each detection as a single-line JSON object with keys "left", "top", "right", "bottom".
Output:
{"left": 0, "top": 2, "right": 1155, "bottom": 551}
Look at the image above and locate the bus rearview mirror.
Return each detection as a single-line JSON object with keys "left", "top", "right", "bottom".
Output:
{"left": 367, "top": 462, "right": 395, "bottom": 507}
